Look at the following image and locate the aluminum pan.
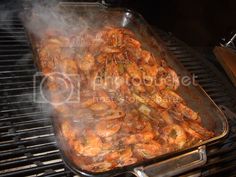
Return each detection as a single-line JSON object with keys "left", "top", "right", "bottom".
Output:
{"left": 24, "top": 2, "right": 229, "bottom": 177}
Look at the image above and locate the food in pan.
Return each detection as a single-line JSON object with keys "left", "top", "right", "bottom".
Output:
{"left": 37, "top": 26, "right": 214, "bottom": 172}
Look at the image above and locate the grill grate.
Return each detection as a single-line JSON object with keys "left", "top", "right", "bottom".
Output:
{"left": 0, "top": 13, "right": 236, "bottom": 177}
{"left": 0, "top": 13, "right": 73, "bottom": 177}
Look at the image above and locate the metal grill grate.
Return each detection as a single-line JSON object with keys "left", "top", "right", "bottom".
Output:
{"left": 0, "top": 14, "right": 236, "bottom": 177}
{"left": 0, "top": 13, "right": 73, "bottom": 177}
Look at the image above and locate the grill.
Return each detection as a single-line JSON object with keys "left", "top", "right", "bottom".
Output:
{"left": 0, "top": 9, "right": 236, "bottom": 177}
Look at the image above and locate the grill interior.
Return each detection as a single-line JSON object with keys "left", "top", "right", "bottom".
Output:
{"left": 0, "top": 11, "right": 236, "bottom": 177}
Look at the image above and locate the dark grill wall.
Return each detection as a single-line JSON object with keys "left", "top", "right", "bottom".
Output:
{"left": 123, "top": 0, "right": 236, "bottom": 47}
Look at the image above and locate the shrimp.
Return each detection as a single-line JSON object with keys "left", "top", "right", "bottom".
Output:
{"left": 96, "top": 108, "right": 125, "bottom": 120}
{"left": 61, "top": 121, "right": 76, "bottom": 140}
{"left": 125, "top": 62, "right": 146, "bottom": 92}
{"left": 105, "top": 147, "right": 137, "bottom": 166}
{"left": 122, "top": 131, "right": 155, "bottom": 145}
{"left": 58, "top": 59, "right": 78, "bottom": 74}
{"left": 164, "top": 67, "right": 180, "bottom": 90}
{"left": 77, "top": 53, "right": 95, "bottom": 72}
{"left": 124, "top": 35, "right": 141, "bottom": 48}
{"left": 160, "top": 111, "right": 174, "bottom": 124}
{"left": 141, "top": 64, "right": 159, "bottom": 78}
{"left": 163, "top": 124, "right": 187, "bottom": 148}
{"left": 83, "top": 161, "right": 112, "bottom": 172}
{"left": 97, "top": 90, "right": 117, "bottom": 109}
{"left": 161, "top": 89, "right": 183, "bottom": 104}
{"left": 181, "top": 120, "right": 214, "bottom": 140}
{"left": 121, "top": 115, "right": 155, "bottom": 145}
{"left": 175, "top": 103, "right": 201, "bottom": 122}
{"left": 74, "top": 130, "right": 102, "bottom": 157}
{"left": 96, "top": 53, "right": 110, "bottom": 64}
{"left": 95, "top": 119, "right": 121, "bottom": 137}
{"left": 125, "top": 62, "right": 142, "bottom": 81}
{"left": 140, "top": 50, "right": 152, "bottom": 64}
{"left": 89, "top": 103, "right": 109, "bottom": 112}
{"left": 132, "top": 93, "right": 162, "bottom": 110}
{"left": 102, "top": 46, "right": 121, "bottom": 53}
{"left": 134, "top": 140, "right": 161, "bottom": 159}
{"left": 150, "top": 92, "right": 170, "bottom": 109}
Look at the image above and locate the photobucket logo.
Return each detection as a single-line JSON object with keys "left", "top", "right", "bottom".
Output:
{"left": 33, "top": 72, "right": 80, "bottom": 105}
{"left": 92, "top": 74, "right": 198, "bottom": 90}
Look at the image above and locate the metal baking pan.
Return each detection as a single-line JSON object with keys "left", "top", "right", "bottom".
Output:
{"left": 23, "top": 1, "right": 229, "bottom": 177}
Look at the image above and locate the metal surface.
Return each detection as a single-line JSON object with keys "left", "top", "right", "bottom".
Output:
{"left": 0, "top": 12, "right": 73, "bottom": 177}
{"left": 133, "top": 146, "right": 207, "bottom": 177}
{"left": 0, "top": 5, "right": 236, "bottom": 177}
{"left": 25, "top": 2, "right": 228, "bottom": 177}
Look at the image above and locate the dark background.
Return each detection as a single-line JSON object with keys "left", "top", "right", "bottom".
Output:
{"left": 0, "top": 0, "right": 235, "bottom": 47}
{"left": 114, "top": 0, "right": 236, "bottom": 47}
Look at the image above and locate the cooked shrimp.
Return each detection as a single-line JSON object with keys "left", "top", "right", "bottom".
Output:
{"left": 95, "top": 119, "right": 121, "bottom": 137}
{"left": 124, "top": 35, "right": 141, "bottom": 48}
{"left": 83, "top": 161, "right": 112, "bottom": 172}
{"left": 181, "top": 120, "right": 214, "bottom": 140}
{"left": 77, "top": 53, "right": 95, "bottom": 71}
{"left": 134, "top": 140, "right": 161, "bottom": 159}
{"left": 164, "top": 67, "right": 180, "bottom": 90}
{"left": 125, "top": 62, "right": 141, "bottom": 79}
{"left": 80, "top": 98, "right": 96, "bottom": 108}
{"left": 163, "top": 124, "right": 187, "bottom": 148}
{"left": 96, "top": 108, "right": 125, "bottom": 120}
{"left": 150, "top": 92, "right": 170, "bottom": 109}
{"left": 161, "top": 89, "right": 183, "bottom": 104}
{"left": 97, "top": 90, "right": 117, "bottom": 109}
{"left": 59, "top": 59, "right": 78, "bottom": 74}
{"left": 105, "top": 147, "right": 136, "bottom": 166}
{"left": 74, "top": 130, "right": 102, "bottom": 157}
{"left": 89, "top": 102, "right": 109, "bottom": 112}
{"left": 122, "top": 131, "right": 155, "bottom": 145}
{"left": 175, "top": 103, "right": 200, "bottom": 122}
{"left": 160, "top": 111, "right": 174, "bottom": 124}
{"left": 96, "top": 53, "right": 110, "bottom": 64}
{"left": 102, "top": 46, "right": 121, "bottom": 53}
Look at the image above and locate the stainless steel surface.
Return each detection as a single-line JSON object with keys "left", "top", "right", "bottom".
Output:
{"left": 132, "top": 146, "right": 206, "bottom": 177}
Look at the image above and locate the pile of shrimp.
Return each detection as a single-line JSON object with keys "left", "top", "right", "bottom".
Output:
{"left": 37, "top": 26, "right": 214, "bottom": 172}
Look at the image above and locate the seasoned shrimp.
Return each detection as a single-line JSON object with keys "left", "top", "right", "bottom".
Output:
{"left": 105, "top": 147, "right": 137, "bottom": 166}
{"left": 95, "top": 119, "right": 122, "bottom": 137}
{"left": 96, "top": 53, "right": 108, "bottom": 64}
{"left": 181, "top": 120, "right": 214, "bottom": 140}
{"left": 163, "top": 124, "right": 187, "bottom": 148}
{"left": 175, "top": 103, "right": 200, "bottom": 122}
{"left": 134, "top": 140, "right": 161, "bottom": 159}
{"left": 77, "top": 53, "right": 95, "bottom": 72}
{"left": 161, "top": 89, "right": 183, "bottom": 104}
{"left": 125, "top": 62, "right": 142, "bottom": 81}
{"left": 160, "top": 111, "right": 174, "bottom": 124}
{"left": 74, "top": 130, "right": 102, "bottom": 157}
{"left": 122, "top": 131, "right": 155, "bottom": 145}
{"left": 59, "top": 59, "right": 78, "bottom": 74}
{"left": 97, "top": 90, "right": 117, "bottom": 109}
{"left": 83, "top": 161, "right": 112, "bottom": 172}
{"left": 89, "top": 102, "right": 109, "bottom": 112}
{"left": 164, "top": 67, "right": 180, "bottom": 90}
{"left": 37, "top": 26, "right": 216, "bottom": 173}
{"left": 150, "top": 92, "right": 170, "bottom": 109}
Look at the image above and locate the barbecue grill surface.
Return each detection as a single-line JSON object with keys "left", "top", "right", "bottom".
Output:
{"left": 0, "top": 9, "right": 236, "bottom": 177}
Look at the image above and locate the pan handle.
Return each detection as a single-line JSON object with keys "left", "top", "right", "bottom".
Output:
{"left": 132, "top": 146, "right": 206, "bottom": 177}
